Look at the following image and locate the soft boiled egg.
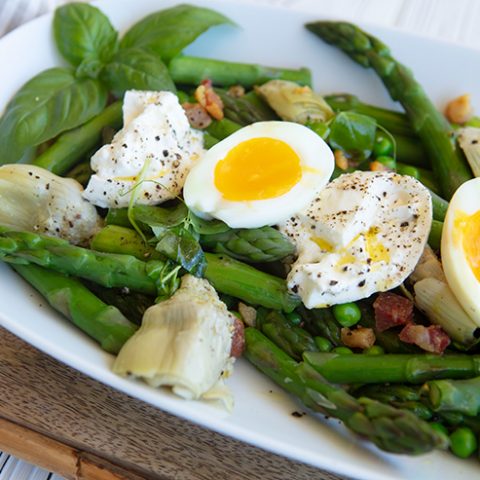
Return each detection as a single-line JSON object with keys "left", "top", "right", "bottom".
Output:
{"left": 183, "top": 121, "right": 334, "bottom": 228}
{"left": 442, "top": 177, "right": 480, "bottom": 326}
{"left": 280, "top": 171, "right": 432, "bottom": 308}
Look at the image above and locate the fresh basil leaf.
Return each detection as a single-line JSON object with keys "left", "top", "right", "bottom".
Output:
{"left": 54, "top": 2, "right": 118, "bottom": 67}
{"left": 328, "top": 112, "right": 377, "bottom": 160}
{"left": 0, "top": 67, "right": 107, "bottom": 164}
{"left": 120, "top": 4, "right": 233, "bottom": 62}
{"left": 189, "top": 210, "right": 231, "bottom": 235}
{"left": 156, "top": 228, "right": 206, "bottom": 276}
{"left": 134, "top": 203, "right": 188, "bottom": 229}
{"left": 101, "top": 48, "right": 176, "bottom": 98}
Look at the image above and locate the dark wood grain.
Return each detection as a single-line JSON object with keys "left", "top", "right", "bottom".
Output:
{"left": 0, "top": 327, "right": 345, "bottom": 480}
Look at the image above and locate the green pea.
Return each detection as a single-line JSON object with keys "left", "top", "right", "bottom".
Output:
{"left": 285, "top": 311, "right": 302, "bottom": 326}
{"left": 333, "top": 303, "right": 362, "bottom": 328}
{"left": 332, "top": 346, "right": 354, "bottom": 355}
{"left": 364, "top": 345, "right": 384, "bottom": 355}
{"left": 314, "top": 336, "right": 333, "bottom": 352}
{"left": 375, "top": 155, "right": 396, "bottom": 170}
{"left": 373, "top": 134, "right": 394, "bottom": 157}
{"left": 397, "top": 164, "right": 420, "bottom": 179}
{"left": 449, "top": 427, "right": 477, "bottom": 458}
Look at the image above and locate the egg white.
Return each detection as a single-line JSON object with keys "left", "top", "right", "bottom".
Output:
{"left": 442, "top": 177, "right": 480, "bottom": 326}
{"left": 183, "top": 121, "right": 334, "bottom": 228}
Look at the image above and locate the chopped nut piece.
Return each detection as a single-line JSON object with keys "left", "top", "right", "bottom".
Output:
{"left": 194, "top": 79, "right": 224, "bottom": 120}
{"left": 341, "top": 326, "right": 376, "bottom": 349}
{"left": 370, "top": 160, "right": 390, "bottom": 172}
{"left": 227, "top": 85, "right": 245, "bottom": 97}
{"left": 334, "top": 149, "right": 349, "bottom": 170}
{"left": 445, "top": 94, "right": 473, "bottom": 124}
{"left": 238, "top": 302, "right": 257, "bottom": 327}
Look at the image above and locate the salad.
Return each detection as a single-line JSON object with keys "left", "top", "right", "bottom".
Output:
{"left": 1, "top": 0, "right": 480, "bottom": 464}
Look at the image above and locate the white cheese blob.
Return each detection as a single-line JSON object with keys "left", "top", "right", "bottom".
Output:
{"left": 279, "top": 171, "right": 432, "bottom": 307}
{"left": 113, "top": 275, "right": 236, "bottom": 409}
{"left": 83, "top": 90, "right": 204, "bottom": 208}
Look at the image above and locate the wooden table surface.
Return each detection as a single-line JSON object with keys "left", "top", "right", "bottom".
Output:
{"left": 0, "top": 328, "right": 343, "bottom": 479}
{"left": 2, "top": 0, "right": 480, "bottom": 479}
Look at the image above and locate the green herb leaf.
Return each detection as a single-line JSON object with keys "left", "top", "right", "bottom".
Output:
{"left": 155, "top": 227, "right": 206, "bottom": 276}
{"left": 120, "top": 4, "right": 233, "bottom": 62}
{"left": 328, "top": 111, "right": 377, "bottom": 160}
{"left": 101, "top": 48, "right": 176, "bottom": 98}
{"left": 189, "top": 210, "right": 231, "bottom": 235}
{"left": 54, "top": 2, "right": 118, "bottom": 67}
{"left": 0, "top": 68, "right": 107, "bottom": 164}
{"left": 133, "top": 203, "right": 188, "bottom": 229}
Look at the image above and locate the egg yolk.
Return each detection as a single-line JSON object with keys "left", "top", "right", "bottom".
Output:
{"left": 214, "top": 137, "right": 302, "bottom": 201}
{"left": 457, "top": 210, "right": 480, "bottom": 281}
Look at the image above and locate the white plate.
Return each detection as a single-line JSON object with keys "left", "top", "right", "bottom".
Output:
{"left": 1, "top": 1, "right": 479, "bottom": 479}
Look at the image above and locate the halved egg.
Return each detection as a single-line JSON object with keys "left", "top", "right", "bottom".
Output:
{"left": 183, "top": 121, "right": 334, "bottom": 228}
{"left": 442, "top": 178, "right": 480, "bottom": 325}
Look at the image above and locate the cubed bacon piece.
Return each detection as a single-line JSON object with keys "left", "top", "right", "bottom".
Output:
{"left": 230, "top": 316, "right": 245, "bottom": 358}
{"left": 373, "top": 292, "right": 414, "bottom": 332}
{"left": 399, "top": 324, "right": 451, "bottom": 354}
{"left": 195, "top": 79, "right": 224, "bottom": 120}
{"left": 182, "top": 102, "right": 212, "bottom": 129}
{"left": 341, "top": 326, "right": 376, "bottom": 350}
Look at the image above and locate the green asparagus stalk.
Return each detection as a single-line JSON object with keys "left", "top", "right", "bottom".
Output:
{"left": 297, "top": 304, "right": 342, "bottom": 346}
{"left": 84, "top": 280, "right": 155, "bottom": 326}
{"left": 169, "top": 55, "right": 312, "bottom": 87}
{"left": 245, "top": 327, "right": 446, "bottom": 454}
{"left": 91, "top": 225, "right": 300, "bottom": 311}
{"left": 206, "top": 118, "right": 242, "bottom": 140}
{"left": 307, "top": 22, "right": 472, "bottom": 199}
{"left": 395, "top": 136, "right": 429, "bottom": 168}
{"left": 430, "top": 189, "right": 449, "bottom": 222}
{"left": 200, "top": 226, "right": 295, "bottom": 263}
{"left": 428, "top": 220, "right": 443, "bottom": 250}
{"left": 13, "top": 263, "right": 137, "bottom": 353}
{"left": 260, "top": 310, "right": 318, "bottom": 360}
{"left": 303, "top": 352, "right": 480, "bottom": 384}
{"left": 424, "top": 377, "right": 480, "bottom": 416}
{"left": 216, "top": 90, "right": 278, "bottom": 125}
{"left": 324, "top": 93, "right": 415, "bottom": 137}
{"left": 32, "top": 101, "right": 122, "bottom": 176}
{"left": 0, "top": 228, "right": 173, "bottom": 296}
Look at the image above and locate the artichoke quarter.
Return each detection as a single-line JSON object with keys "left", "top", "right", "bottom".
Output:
{"left": 0, "top": 164, "right": 102, "bottom": 245}
{"left": 255, "top": 79, "right": 334, "bottom": 124}
{"left": 113, "top": 274, "right": 240, "bottom": 409}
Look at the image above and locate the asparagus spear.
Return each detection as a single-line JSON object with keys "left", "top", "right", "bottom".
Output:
{"left": 206, "top": 118, "right": 242, "bottom": 140}
{"left": 169, "top": 55, "right": 312, "bottom": 87}
{"left": 424, "top": 377, "right": 480, "bottom": 416}
{"left": 216, "top": 90, "right": 278, "bottom": 125}
{"left": 32, "top": 101, "right": 122, "bottom": 176}
{"left": 200, "top": 226, "right": 295, "bottom": 263}
{"left": 245, "top": 327, "right": 446, "bottom": 454}
{"left": 13, "top": 263, "right": 137, "bottom": 353}
{"left": 260, "top": 310, "right": 318, "bottom": 360}
{"left": 297, "top": 304, "right": 342, "bottom": 346}
{"left": 428, "top": 220, "right": 443, "bottom": 250}
{"left": 307, "top": 22, "right": 472, "bottom": 199}
{"left": 303, "top": 352, "right": 480, "bottom": 384}
{"left": 92, "top": 225, "right": 300, "bottom": 311}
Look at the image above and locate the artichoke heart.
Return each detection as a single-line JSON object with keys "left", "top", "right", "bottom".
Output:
{"left": 0, "top": 164, "right": 102, "bottom": 245}
{"left": 113, "top": 275, "right": 237, "bottom": 405}
{"left": 255, "top": 79, "right": 334, "bottom": 124}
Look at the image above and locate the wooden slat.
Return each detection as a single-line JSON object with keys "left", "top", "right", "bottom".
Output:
{"left": 0, "top": 328, "right": 343, "bottom": 480}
